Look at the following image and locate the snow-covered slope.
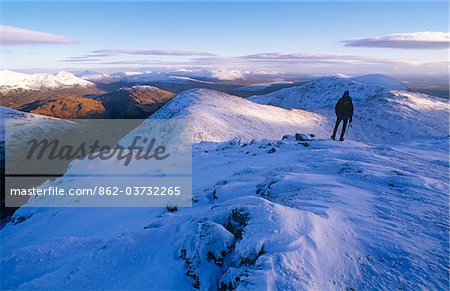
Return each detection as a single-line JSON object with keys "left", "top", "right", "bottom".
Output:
{"left": 0, "top": 106, "right": 75, "bottom": 169}
{"left": 0, "top": 107, "right": 75, "bottom": 224}
{"left": 149, "top": 88, "right": 326, "bottom": 142}
{"left": 340, "top": 90, "right": 448, "bottom": 143}
{"left": 1, "top": 136, "right": 448, "bottom": 289}
{"left": 0, "top": 70, "right": 94, "bottom": 91}
{"left": 0, "top": 106, "right": 71, "bottom": 140}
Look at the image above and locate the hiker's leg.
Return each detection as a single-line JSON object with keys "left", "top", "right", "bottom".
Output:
{"left": 331, "top": 118, "right": 341, "bottom": 139}
{"left": 339, "top": 119, "right": 348, "bottom": 141}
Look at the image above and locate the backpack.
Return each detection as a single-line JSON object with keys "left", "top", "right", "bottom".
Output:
{"left": 336, "top": 97, "right": 352, "bottom": 117}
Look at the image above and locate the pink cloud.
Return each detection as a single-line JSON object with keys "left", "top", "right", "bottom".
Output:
{"left": 0, "top": 25, "right": 77, "bottom": 45}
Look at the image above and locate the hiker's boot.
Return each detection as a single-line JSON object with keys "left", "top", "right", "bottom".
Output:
{"left": 331, "top": 135, "right": 336, "bottom": 140}
{"left": 339, "top": 137, "right": 345, "bottom": 141}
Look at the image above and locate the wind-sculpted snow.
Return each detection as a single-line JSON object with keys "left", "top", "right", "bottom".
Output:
{"left": 1, "top": 137, "right": 448, "bottom": 289}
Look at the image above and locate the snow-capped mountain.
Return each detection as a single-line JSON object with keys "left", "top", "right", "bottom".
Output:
{"left": 113, "top": 71, "right": 212, "bottom": 84}
{"left": 149, "top": 88, "right": 327, "bottom": 142}
{"left": 113, "top": 70, "right": 153, "bottom": 77}
{"left": 109, "top": 69, "right": 256, "bottom": 84}
{"left": 0, "top": 70, "right": 94, "bottom": 91}
{"left": 75, "top": 70, "right": 117, "bottom": 83}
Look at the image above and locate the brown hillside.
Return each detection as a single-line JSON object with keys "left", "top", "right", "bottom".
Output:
{"left": 97, "top": 85, "right": 175, "bottom": 118}
{"left": 28, "top": 96, "right": 106, "bottom": 118}
{"left": 3, "top": 85, "right": 175, "bottom": 119}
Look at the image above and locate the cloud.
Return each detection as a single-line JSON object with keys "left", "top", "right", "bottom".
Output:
{"left": 60, "top": 49, "right": 216, "bottom": 65}
{"left": 240, "top": 52, "right": 404, "bottom": 64}
{"left": 0, "top": 25, "right": 77, "bottom": 45}
{"left": 61, "top": 53, "right": 115, "bottom": 63}
{"left": 188, "top": 52, "right": 448, "bottom": 77}
{"left": 243, "top": 52, "right": 329, "bottom": 60}
{"left": 342, "top": 32, "right": 450, "bottom": 49}
{"left": 96, "top": 60, "right": 162, "bottom": 65}
{"left": 62, "top": 57, "right": 102, "bottom": 63}
{"left": 242, "top": 52, "right": 370, "bottom": 61}
{"left": 91, "top": 49, "right": 216, "bottom": 56}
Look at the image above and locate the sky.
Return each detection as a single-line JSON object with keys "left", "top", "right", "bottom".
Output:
{"left": 1, "top": 1, "right": 449, "bottom": 77}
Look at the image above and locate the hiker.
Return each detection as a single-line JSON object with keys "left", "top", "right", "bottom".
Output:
{"left": 331, "top": 90, "right": 354, "bottom": 141}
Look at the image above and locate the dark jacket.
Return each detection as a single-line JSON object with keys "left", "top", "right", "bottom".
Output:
{"left": 335, "top": 92, "right": 354, "bottom": 120}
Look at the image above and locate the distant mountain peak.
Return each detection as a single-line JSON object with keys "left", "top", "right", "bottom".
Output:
{"left": 76, "top": 70, "right": 116, "bottom": 83}
{"left": 0, "top": 70, "right": 94, "bottom": 91}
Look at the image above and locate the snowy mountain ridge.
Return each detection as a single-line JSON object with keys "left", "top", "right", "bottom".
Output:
{"left": 249, "top": 74, "right": 406, "bottom": 110}
{"left": 144, "top": 86, "right": 448, "bottom": 144}
{"left": 0, "top": 70, "right": 94, "bottom": 91}
{"left": 149, "top": 88, "right": 327, "bottom": 142}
